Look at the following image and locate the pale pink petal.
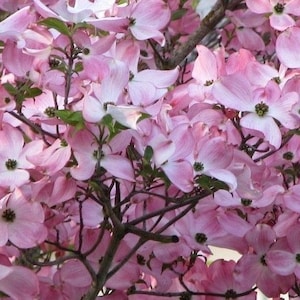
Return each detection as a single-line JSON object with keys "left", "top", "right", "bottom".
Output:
{"left": 276, "top": 27, "right": 300, "bottom": 68}
{"left": 214, "top": 190, "right": 240, "bottom": 207}
{"left": 236, "top": 28, "right": 265, "bottom": 51}
{"left": 217, "top": 210, "right": 252, "bottom": 237}
{"left": 128, "top": 81, "right": 156, "bottom": 106}
{"left": 162, "top": 160, "right": 194, "bottom": 193}
{"left": 0, "top": 266, "right": 39, "bottom": 300}
{"left": 131, "top": 0, "right": 170, "bottom": 30}
{"left": 101, "top": 155, "right": 135, "bottom": 182}
{"left": 245, "top": 224, "right": 276, "bottom": 254}
{"left": 87, "top": 17, "right": 129, "bottom": 33}
{"left": 0, "top": 6, "right": 34, "bottom": 41}
{"left": 151, "top": 135, "right": 175, "bottom": 166}
{"left": 3, "top": 41, "right": 34, "bottom": 77}
{"left": 284, "top": 185, "right": 300, "bottom": 213}
{"left": 286, "top": 0, "right": 300, "bottom": 15}
{"left": 70, "top": 155, "right": 96, "bottom": 181}
{"left": 0, "top": 170, "right": 29, "bottom": 187}
{"left": 134, "top": 68, "right": 179, "bottom": 88}
{"left": 169, "top": 124, "right": 194, "bottom": 161}
{"left": 130, "top": 25, "right": 165, "bottom": 44}
{"left": 83, "top": 95, "right": 105, "bottom": 123}
{"left": 213, "top": 74, "right": 254, "bottom": 111}
{"left": 9, "top": 220, "right": 47, "bottom": 248}
{"left": 270, "top": 14, "right": 295, "bottom": 31}
{"left": 245, "top": 0, "right": 272, "bottom": 13}
{"left": 245, "top": 62, "right": 278, "bottom": 87}
{"left": 48, "top": 176, "right": 77, "bottom": 206}
{"left": 206, "top": 169, "right": 237, "bottom": 191}
{"left": 268, "top": 92, "right": 299, "bottom": 128}
{"left": 81, "top": 200, "right": 103, "bottom": 227}
{"left": 286, "top": 226, "right": 300, "bottom": 253}
{"left": 0, "top": 221, "right": 9, "bottom": 246}
{"left": 240, "top": 114, "right": 282, "bottom": 149}
{"left": 197, "top": 138, "right": 233, "bottom": 170}
{"left": 267, "top": 250, "right": 295, "bottom": 276}
{"left": 33, "top": 0, "right": 60, "bottom": 18}
{"left": 106, "top": 105, "right": 142, "bottom": 130}
{"left": 193, "top": 45, "right": 218, "bottom": 84}
{"left": 101, "top": 60, "right": 129, "bottom": 103}
{"left": 60, "top": 260, "right": 92, "bottom": 287}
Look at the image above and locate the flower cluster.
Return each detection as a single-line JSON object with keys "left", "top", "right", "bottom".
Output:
{"left": 1, "top": 0, "right": 300, "bottom": 299}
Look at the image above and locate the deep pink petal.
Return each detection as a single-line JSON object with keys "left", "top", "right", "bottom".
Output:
{"left": 60, "top": 260, "right": 92, "bottom": 287}
{"left": 0, "top": 266, "right": 39, "bottom": 300}
{"left": 266, "top": 250, "right": 295, "bottom": 276}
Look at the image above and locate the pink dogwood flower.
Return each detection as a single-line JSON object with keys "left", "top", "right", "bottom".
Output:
{"left": 267, "top": 225, "right": 300, "bottom": 279}
{"left": 0, "top": 188, "right": 47, "bottom": 248}
{"left": 213, "top": 75, "right": 299, "bottom": 149}
{"left": 0, "top": 124, "right": 43, "bottom": 188}
{"left": 0, "top": 263, "right": 39, "bottom": 300}
{"left": 245, "top": 0, "right": 300, "bottom": 31}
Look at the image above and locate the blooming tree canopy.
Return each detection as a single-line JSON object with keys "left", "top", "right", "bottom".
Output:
{"left": 1, "top": 0, "right": 300, "bottom": 299}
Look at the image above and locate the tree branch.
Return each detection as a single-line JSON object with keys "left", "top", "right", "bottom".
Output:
{"left": 164, "top": 0, "right": 243, "bottom": 69}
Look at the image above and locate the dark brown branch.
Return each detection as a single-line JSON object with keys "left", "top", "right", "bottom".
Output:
{"left": 164, "top": 0, "right": 243, "bottom": 69}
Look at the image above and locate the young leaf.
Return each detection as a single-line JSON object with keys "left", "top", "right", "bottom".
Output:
{"left": 3, "top": 82, "right": 18, "bottom": 96}
{"left": 39, "top": 18, "right": 71, "bottom": 36}
{"left": 55, "top": 110, "right": 85, "bottom": 130}
{"left": 24, "top": 87, "right": 43, "bottom": 98}
{"left": 171, "top": 8, "right": 188, "bottom": 21}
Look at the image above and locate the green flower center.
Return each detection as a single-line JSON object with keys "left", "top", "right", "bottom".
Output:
{"left": 44, "top": 107, "right": 56, "bottom": 118}
{"left": 193, "top": 162, "right": 204, "bottom": 172}
{"left": 296, "top": 253, "right": 300, "bottom": 263}
{"left": 241, "top": 198, "right": 252, "bottom": 206}
{"left": 272, "top": 76, "right": 281, "bottom": 84}
{"left": 2, "top": 208, "right": 16, "bottom": 222}
{"left": 274, "top": 3, "right": 284, "bottom": 14}
{"left": 60, "top": 139, "right": 68, "bottom": 147}
{"left": 255, "top": 102, "right": 269, "bottom": 117}
{"left": 204, "top": 80, "right": 214, "bottom": 86}
{"left": 82, "top": 48, "right": 90, "bottom": 55}
{"left": 260, "top": 254, "right": 267, "bottom": 266}
{"left": 5, "top": 159, "right": 17, "bottom": 170}
{"left": 225, "top": 289, "right": 238, "bottom": 299}
{"left": 283, "top": 151, "right": 294, "bottom": 160}
{"left": 195, "top": 232, "right": 207, "bottom": 244}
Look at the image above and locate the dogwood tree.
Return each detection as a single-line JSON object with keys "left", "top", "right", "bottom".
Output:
{"left": 1, "top": 0, "right": 300, "bottom": 299}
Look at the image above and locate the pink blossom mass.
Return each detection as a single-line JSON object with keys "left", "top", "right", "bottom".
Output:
{"left": 1, "top": 0, "right": 300, "bottom": 299}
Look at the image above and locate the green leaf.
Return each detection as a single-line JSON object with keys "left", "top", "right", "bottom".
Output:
{"left": 73, "top": 22, "right": 93, "bottom": 31}
{"left": 192, "top": 0, "right": 201, "bottom": 10}
{"left": 55, "top": 110, "right": 85, "bottom": 130}
{"left": 144, "top": 146, "right": 153, "bottom": 162}
{"left": 137, "top": 112, "right": 151, "bottom": 123}
{"left": 24, "top": 87, "right": 43, "bottom": 98}
{"left": 74, "top": 61, "right": 84, "bottom": 73}
{"left": 171, "top": 8, "right": 188, "bottom": 21}
{"left": 101, "top": 114, "right": 130, "bottom": 140}
{"left": 39, "top": 18, "right": 71, "bottom": 36}
{"left": 195, "top": 175, "right": 229, "bottom": 192}
{"left": 3, "top": 82, "right": 18, "bottom": 95}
